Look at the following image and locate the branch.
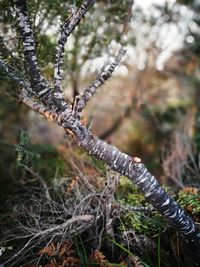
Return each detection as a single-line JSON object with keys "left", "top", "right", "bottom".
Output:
{"left": 4, "top": 1, "right": 200, "bottom": 263}
{"left": 54, "top": 0, "right": 95, "bottom": 96}
{"left": 73, "top": 47, "right": 126, "bottom": 119}
{"left": 0, "top": 59, "right": 66, "bottom": 124}
{"left": 14, "top": 0, "right": 48, "bottom": 97}
{"left": 8, "top": 215, "right": 94, "bottom": 263}
{"left": 13, "top": 83, "right": 200, "bottom": 264}
{"left": 14, "top": 0, "right": 69, "bottom": 112}
{"left": 20, "top": 89, "right": 59, "bottom": 123}
{"left": 72, "top": 0, "right": 133, "bottom": 120}
{"left": 19, "top": 90, "right": 200, "bottom": 242}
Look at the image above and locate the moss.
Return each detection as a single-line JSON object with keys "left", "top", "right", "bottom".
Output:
{"left": 178, "top": 189, "right": 200, "bottom": 215}
{"left": 116, "top": 176, "right": 146, "bottom": 206}
{"left": 120, "top": 211, "right": 166, "bottom": 235}
{"left": 116, "top": 176, "right": 166, "bottom": 235}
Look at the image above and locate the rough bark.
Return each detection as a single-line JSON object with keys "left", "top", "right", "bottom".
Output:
{"left": 74, "top": 47, "right": 126, "bottom": 119}
{"left": 2, "top": 65, "right": 200, "bottom": 265}
{"left": 1, "top": 0, "right": 200, "bottom": 265}
{"left": 14, "top": 0, "right": 69, "bottom": 112}
{"left": 54, "top": 0, "right": 95, "bottom": 94}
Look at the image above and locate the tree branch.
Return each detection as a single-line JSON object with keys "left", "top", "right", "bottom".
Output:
{"left": 5, "top": 78, "right": 197, "bottom": 264}
{"left": 14, "top": 0, "right": 70, "bottom": 112}
{"left": 54, "top": 0, "right": 95, "bottom": 96}
{"left": 18, "top": 89, "right": 200, "bottom": 250}
{"left": 73, "top": 46, "right": 126, "bottom": 119}
{"left": 14, "top": 0, "right": 48, "bottom": 97}
{"left": 4, "top": 57, "right": 199, "bottom": 255}
{"left": 3, "top": 1, "right": 200, "bottom": 264}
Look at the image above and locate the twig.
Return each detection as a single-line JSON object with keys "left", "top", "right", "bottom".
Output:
{"left": 6, "top": 215, "right": 94, "bottom": 265}
{"left": 73, "top": 47, "right": 126, "bottom": 119}
{"left": 20, "top": 164, "right": 51, "bottom": 201}
{"left": 14, "top": 0, "right": 69, "bottom": 112}
{"left": 54, "top": 0, "right": 95, "bottom": 96}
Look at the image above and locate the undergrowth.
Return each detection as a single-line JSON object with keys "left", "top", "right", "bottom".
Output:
{"left": 0, "top": 133, "right": 200, "bottom": 267}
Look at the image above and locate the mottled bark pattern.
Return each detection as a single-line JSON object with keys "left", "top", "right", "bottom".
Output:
{"left": 14, "top": 0, "right": 48, "bottom": 96}
{"left": 74, "top": 47, "right": 126, "bottom": 118}
{"left": 72, "top": 123, "right": 200, "bottom": 265}
{"left": 54, "top": 0, "right": 95, "bottom": 94}
{"left": 1, "top": 1, "right": 200, "bottom": 265}
{"left": 14, "top": 0, "right": 69, "bottom": 112}
{"left": 2, "top": 51, "right": 200, "bottom": 252}
{"left": 72, "top": 123, "right": 200, "bottom": 240}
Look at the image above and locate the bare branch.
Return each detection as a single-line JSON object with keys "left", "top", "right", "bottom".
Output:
{"left": 14, "top": 0, "right": 49, "bottom": 97}
{"left": 18, "top": 89, "right": 200, "bottom": 249}
{"left": 20, "top": 89, "right": 59, "bottom": 122}
{"left": 73, "top": 47, "right": 126, "bottom": 118}
{"left": 14, "top": 0, "right": 70, "bottom": 112}
{"left": 2, "top": 1, "right": 200, "bottom": 263}
{"left": 73, "top": 0, "right": 133, "bottom": 118}
{"left": 7, "top": 215, "right": 94, "bottom": 264}
{"left": 4, "top": 35, "right": 200, "bottom": 264}
{"left": 54, "top": 0, "right": 95, "bottom": 95}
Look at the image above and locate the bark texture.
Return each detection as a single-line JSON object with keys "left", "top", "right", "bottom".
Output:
{"left": 1, "top": 0, "right": 200, "bottom": 265}
{"left": 74, "top": 47, "right": 126, "bottom": 118}
{"left": 54, "top": 0, "right": 95, "bottom": 94}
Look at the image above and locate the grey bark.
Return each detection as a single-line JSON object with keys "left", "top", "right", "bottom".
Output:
{"left": 1, "top": 0, "right": 200, "bottom": 265}
{"left": 54, "top": 0, "right": 95, "bottom": 94}
{"left": 73, "top": 47, "right": 126, "bottom": 119}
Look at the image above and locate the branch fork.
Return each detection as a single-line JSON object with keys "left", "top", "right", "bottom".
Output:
{"left": 0, "top": 1, "right": 200, "bottom": 264}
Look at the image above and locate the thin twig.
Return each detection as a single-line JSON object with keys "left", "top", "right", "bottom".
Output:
{"left": 54, "top": 0, "right": 95, "bottom": 96}
{"left": 21, "top": 164, "right": 51, "bottom": 200}
{"left": 5, "top": 215, "right": 94, "bottom": 265}
{"left": 73, "top": 47, "right": 126, "bottom": 119}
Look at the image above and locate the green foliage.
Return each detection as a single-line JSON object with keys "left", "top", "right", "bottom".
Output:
{"left": 74, "top": 234, "right": 89, "bottom": 266}
{"left": 107, "top": 237, "right": 151, "bottom": 267}
{"left": 13, "top": 131, "right": 70, "bottom": 180}
{"left": 116, "top": 177, "right": 166, "bottom": 235}
{"left": 32, "top": 144, "right": 69, "bottom": 180}
{"left": 0, "top": 96, "right": 26, "bottom": 142}
{"left": 15, "top": 131, "right": 39, "bottom": 167}
{"left": 178, "top": 190, "right": 200, "bottom": 215}
{"left": 120, "top": 212, "right": 166, "bottom": 235}
{"left": 116, "top": 176, "right": 146, "bottom": 205}
{"left": 0, "top": 143, "right": 19, "bottom": 205}
{"left": 36, "top": 34, "right": 56, "bottom": 71}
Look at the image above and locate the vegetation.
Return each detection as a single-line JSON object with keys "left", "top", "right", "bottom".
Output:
{"left": 0, "top": 0, "right": 200, "bottom": 267}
